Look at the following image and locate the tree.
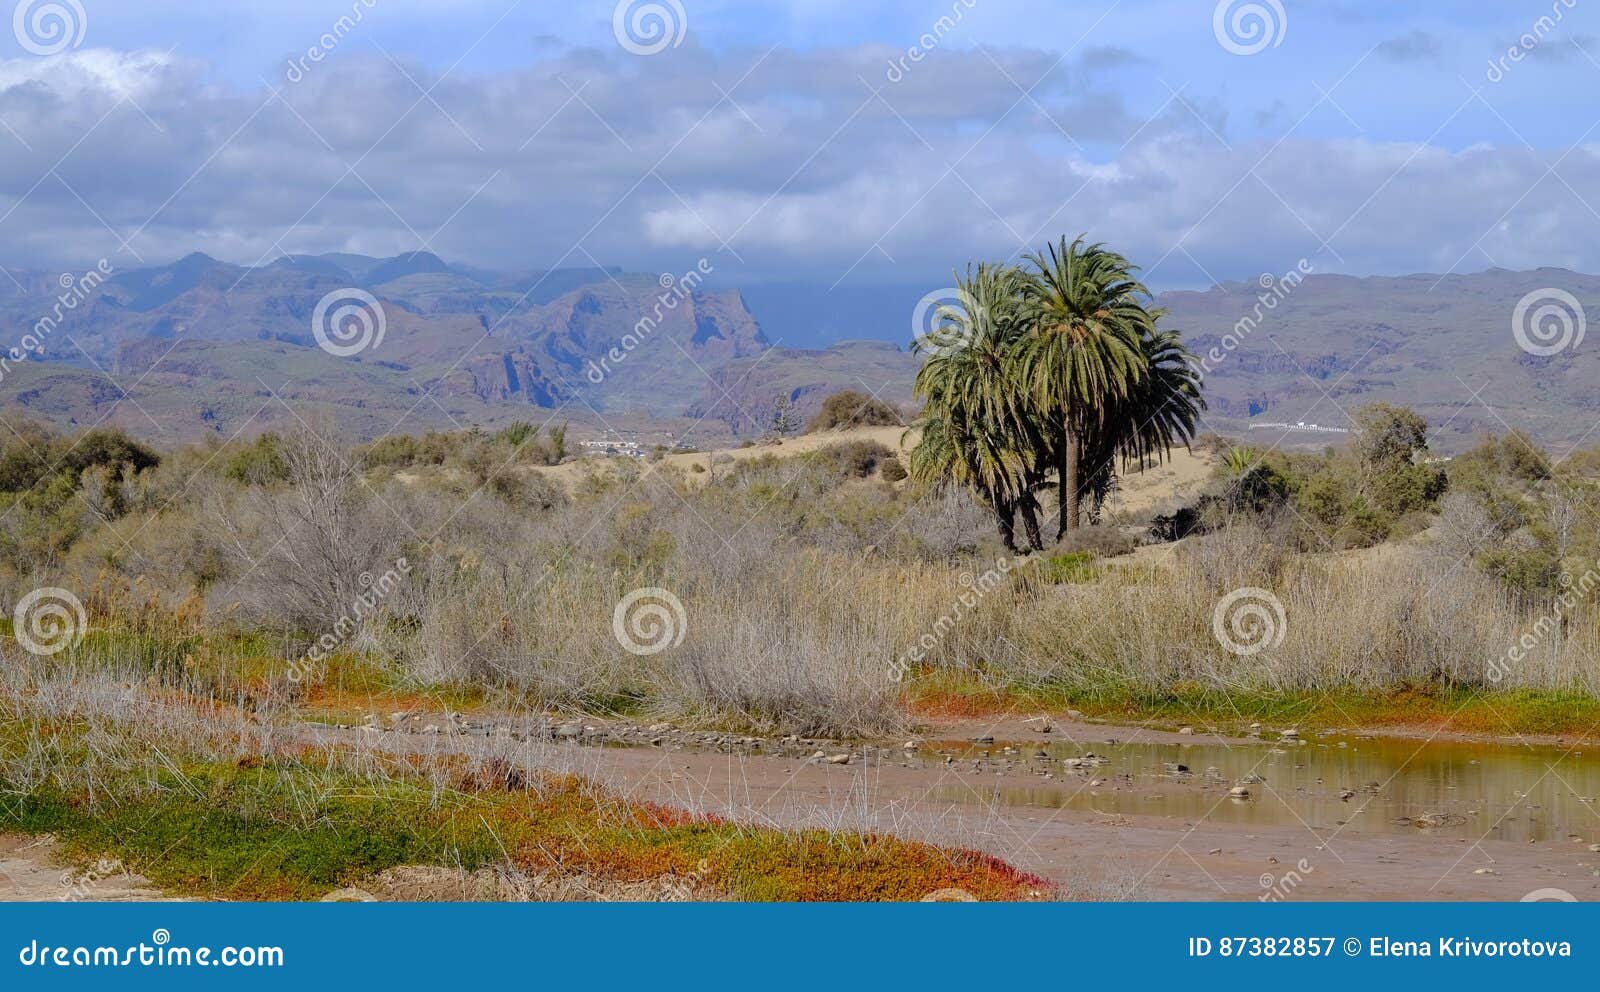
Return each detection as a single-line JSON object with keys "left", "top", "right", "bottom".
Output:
{"left": 1017, "top": 237, "right": 1152, "bottom": 536}
{"left": 909, "top": 264, "right": 1036, "bottom": 551}
{"left": 768, "top": 395, "right": 800, "bottom": 437}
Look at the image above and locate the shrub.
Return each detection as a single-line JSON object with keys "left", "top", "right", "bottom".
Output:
{"left": 805, "top": 390, "right": 902, "bottom": 432}
{"left": 880, "top": 455, "right": 908, "bottom": 482}
{"left": 821, "top": 441, "right": 892, "bottom": 479}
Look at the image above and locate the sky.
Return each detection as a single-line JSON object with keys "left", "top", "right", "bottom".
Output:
{"left": 2, "top": 0, "right": 1599, "bottom": 305}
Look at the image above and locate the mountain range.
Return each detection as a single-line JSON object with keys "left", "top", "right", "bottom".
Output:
{"left": 1, "top": 251, "right": 1597, "bottom": 453}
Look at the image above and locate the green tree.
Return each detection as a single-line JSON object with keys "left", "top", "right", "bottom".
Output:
{"left": 1016, "top": 237, "right": 1152, "bottom": 536}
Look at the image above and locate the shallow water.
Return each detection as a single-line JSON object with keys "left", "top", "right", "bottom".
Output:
{"left": 922, "top": 732, "right": 1600, "bottom": 844}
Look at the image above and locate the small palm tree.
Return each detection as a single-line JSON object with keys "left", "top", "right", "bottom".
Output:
{"left": 910, "top": 264, "right": 1038, "bottom": 550}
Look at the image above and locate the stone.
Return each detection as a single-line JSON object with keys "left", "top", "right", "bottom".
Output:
{"left": 1228, "top": 786, "right": 1251, "bottom": 798}
{"left": 1178, "top": 726, "right": 1194, "bottom": 735}
{"left": 554, "top": 723, "right": 583, "bottom": 739}
{"left": 825, "top": 753, "right": 851, "bottom": 765}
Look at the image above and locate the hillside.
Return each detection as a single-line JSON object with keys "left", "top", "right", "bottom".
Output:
{"left": 3, "top": 255, "right": 1597, "bottom": 451}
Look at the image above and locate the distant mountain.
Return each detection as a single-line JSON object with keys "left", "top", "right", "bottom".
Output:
{"left": 0, "top": 252, "right": 916, "bottom": 442}
{"left": 2, "top": 254, "right": 1592, "bottom": 451}
{"left": 1161, "top": 267, "right": 1600, "bottom": 451}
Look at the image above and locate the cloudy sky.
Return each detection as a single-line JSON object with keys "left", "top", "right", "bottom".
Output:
{"left": 1, "top": 0, "right": 1598, "bottom": 297}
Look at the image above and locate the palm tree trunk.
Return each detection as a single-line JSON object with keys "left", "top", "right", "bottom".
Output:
{"left": 991, "top": 494, "right": 1019, "bottom": 553}
{"left": 1018, "top": 492, "right": 1044, "bottom": 552}
{"left": 1058, "top": 418, "right": 1080, "bottom": 540}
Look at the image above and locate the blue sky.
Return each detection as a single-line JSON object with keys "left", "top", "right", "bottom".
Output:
{"left": 3, "top": 0, "right": 1599, "bottom": 303}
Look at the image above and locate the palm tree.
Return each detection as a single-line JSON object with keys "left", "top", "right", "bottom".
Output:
{"left": 1076, "top": 326, "right": 1206, "bottom": 521}
{"left": 908, "top": 238, "right": 1204, "bottom": 550}
{"left": 1016, "top": 237, "right": 1153, "bottom": 538}
{"left": 909, "top": 264, "right": 1038, "bottom": 550}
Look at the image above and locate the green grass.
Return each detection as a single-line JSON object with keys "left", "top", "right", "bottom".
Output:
{"left": 0, "top": 710, "right": 1049, "bottom": 902}
{"left": 906, "top": 671, "right": 1600, "bottom": 738}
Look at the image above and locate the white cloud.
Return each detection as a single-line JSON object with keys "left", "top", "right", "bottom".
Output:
{"left": 0, "top": 42, "right": 1596, "bottom": 290}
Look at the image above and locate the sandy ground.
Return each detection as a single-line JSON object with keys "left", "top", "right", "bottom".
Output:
{"left": 538, "top": 425, "right": 913, "bottom": 490}
{"left": 0, "top": 835, "right": 177, "bottom": 902}
{"left": 537, "top": 426, "right": 1218, "bottom": 527}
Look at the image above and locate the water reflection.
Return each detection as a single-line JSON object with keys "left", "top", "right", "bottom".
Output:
{"left": 923, "top": 733, "right": 1600, "bottom": 843}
